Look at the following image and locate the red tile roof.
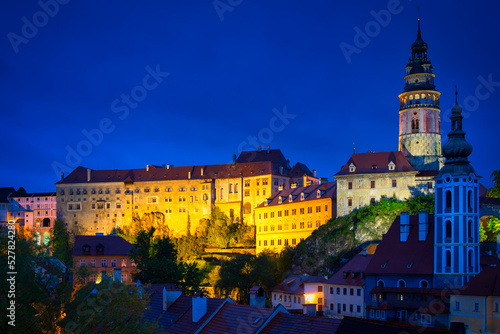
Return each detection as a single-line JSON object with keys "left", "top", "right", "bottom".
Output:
{"left": 197, "top": 301, "right": 274, "bottom": 334}
{"left": 236, "top": 148, "right": 288, "bottom": 165}
{"left": 336, "top": 316, "right": 452, "bottom": 334}
{"left": 289, "top": 162, "right": 314, "bottom": 178}
{"left": 164, "top": 297, "right": 225, "bottom": 333}
{"left": 326, "top": 253, "right": 373, "bottom": 286}
{"left": 365, "top": 214, "right": 434, "bottom": 275}
{"left": 480, "top": 249, "right": 500, "bottom": 267}
{"left": 256, "top": 182, "right": 336, "bottom": 208}
{"left": 271, "top": 275, "right": 327, "bottom": 295}
{"left": 58, "top": 161, "right": 292, "bottom": 184}
{"left": 259, "top": 312, "right": 341, "bottom": 334}
{"left": 72, "top": 235, "right": 133, "bottom": 256}
{"left": 457, "top": 266, "right": 500, "bottom": 297}
{"left": 335, "top": 151, "right": 416, "bottom": 176}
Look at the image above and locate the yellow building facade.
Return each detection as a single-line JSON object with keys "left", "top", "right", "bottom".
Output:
{"left": 57, "top": 149, "right": 319, "bottom": 237}
{"left": 334, "top": 151, "right": 434, "bottom": 217}
{"left": 255, "top": 181, "right": 336, "bottom": 254}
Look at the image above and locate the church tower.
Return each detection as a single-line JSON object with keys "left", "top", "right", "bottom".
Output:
{"left": 398, "top": 18, "right": 442, "bottom": 171}
{"left": 433, "top": 91, "right": 480, "bottom": 289}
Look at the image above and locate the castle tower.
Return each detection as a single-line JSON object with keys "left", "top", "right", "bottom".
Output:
{"left": 398, "top": 18, "right": 442, "bottom": 171}
{"left": 433, "top": 91, "right": 480, "bottom": 289}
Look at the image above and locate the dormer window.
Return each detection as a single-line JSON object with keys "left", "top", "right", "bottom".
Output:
{"left": 96, "top": 244, "right": 104, "bottom": 255}
{"left": 388, "top": 161, "right": 396, "bottom": 171}
{"left": 278, "top": 196, "right": 283, "bottom": 204}
{"left": 372, "top": 165, "right": 377, "bottom": 170}
{"left": 317, "top": 189, "right": 321, "bottom": 198}
{"left": 82, "top": 244, "right": 91, "bottom": 255}
{"left": 349, "top": 163, "right": 356, "bottom": 173}
{"left": 300, "top": 192, "right": 305, "bottom": 201}
{"left": 289, "top": 194, "right": 293, "bottom": 202}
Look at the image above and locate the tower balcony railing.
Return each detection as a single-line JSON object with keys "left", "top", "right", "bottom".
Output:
{"left": 399, "top": 102, "right": 439, "bottom": 110}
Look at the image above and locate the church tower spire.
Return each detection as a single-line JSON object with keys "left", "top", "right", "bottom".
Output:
{"left": 398, "top": 17, "right": 442, "bottom": 171}
{"left": 433, "top": 90, "right": 480, "bottom": 288}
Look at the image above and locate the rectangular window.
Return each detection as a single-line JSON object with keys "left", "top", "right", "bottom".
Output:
{"left": 245, "top": 180, "right": 250, "bottom": 187}
{"left": 307, "top": 221, "right": 312, "bottom": 228}
{"left": 350, "top": 304, "right": 353, "bottom": 313}
{"left": 80, "top": 259, "right": 86, "bottom": 266}
{"left": 270, "top": 240, "right": 274, "bottom": 246}
{"left": 330, "top": 303, "right": 334, "bottom": 311}
{"left": 474, "top": 302, "right": 479, "bottom": 312}
{"left": 337, "top": 303, "right": 341, "bottom": 314}
{"left": 90, "top": 274, "right": 96, "bottom": 283}
{"left": 291, "top": 238, "right": 296, "bottom": 245}
{"left": 392, "top": 179, "right": 397, "bottom": 188}
{"left": 307, "top": 207, "right": 312, "bottom": 213}
{"left": 300, "top": 222, "right": 304, "bottom": 229}
{"left": 357, "top": 305, "right": 361, "bottom": 313}
{"left": 316, "top": 206, "right": 320, "bottom": 213}
{"left": 337, "top": 288, "right": 340, "bottom": 295}
{"left": 350, "top": 288, "right": 354, "bottom": 296}
{"left": 121, "top": 274, "right": 127, "bottom": 283}
{"left": 90, "top": 259, "right": 96, "bottom": 267}
{"left": 343, "top": 304, "right": 346, "bottom": 312}
{"left": 371, "top": 180, "right": 376, "bottom": 188}
{"left": 343, "top": 288, "right": 347, "bottom": 295}
{"left": 122, "top": 259, "right": 127, "bottom": 267}
{"left": 244, "top": 190, "right": 250, "bottom": 197}
{"left": 111, "top": 259, "right": 116, "bottom": 267}
{"left": 330, "top": 287, "right": 334, "bottom": 295}
{"left": 278, "top": 211, "right": 282, "bottom": 217}
{"left": 284, "top": 210, "right": 289, "bottom": 216}
{"left": 264, "top": 213, "right": 268, "bottom": 219}
{"left": 264, "top": 240, "right": 268, "bottom": 246}
{"left": 278, "top": 239, "right": 282, "bottom": 246}
{"left": 284, "top": 239, "right": 289, "bottom": 246}
{"left": 318, "top": 286, "right": 323, "bottom": 292}
{"left": 300, "top": 208, "right": 304, "bottom": 214}
{"left": 271, "top": 212, "right": 275, "bottom": 218}
{"left": 101, "top": 259, "right": 107, "bottom": 267}
{"left": 292, "top": 209, "right": 296, "bottom": 215}
{"left": 348, "top": 198, "right": 353, "bottom": 207}
{"left": 495, "top": 303, "right": 499, "bottom": 312}
{"left": 357, "top": 288, "right": 361, "bottom": 296}
{"left": 348, "top": 181, "right": 353, "bottom": 189}
{"left": 454, "top": 301, "right": 460, "bottom": 311}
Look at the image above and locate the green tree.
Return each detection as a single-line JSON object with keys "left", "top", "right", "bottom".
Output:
{"left": 129, "top": 228, "right": 181, "bottom": 284}
{"left": 59, "top": 279, "right": 158, "bottom": 333}
{"left": 51, "top": 219, "right": 73, "bottom": 266}
{"left": 179, "top": 262, "right": 202, "bottom": 296}
{"left": 0, "top": 228, "right": 71, "bottom": 333}
{"left": 487, "top": 170, "right": 500, "bottom": 198}
{"left": 199, "top": 206, "right": 249, "bottom": 248}
{"left": 214, "top": 252, "right": 281, "bottom": 304}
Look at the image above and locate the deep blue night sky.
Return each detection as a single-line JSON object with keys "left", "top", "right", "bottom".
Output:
{"left": 1, "top": 0, "right": 499, "bottom": 192}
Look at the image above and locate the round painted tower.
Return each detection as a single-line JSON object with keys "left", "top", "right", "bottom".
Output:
{"left": 398, "top": 18, "right": 442, "bottom": 171}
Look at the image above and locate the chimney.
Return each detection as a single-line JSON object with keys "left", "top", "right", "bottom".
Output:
{"left": 362, "top": 249, "right": 367, "bottom": 256}
{"left": 146, "top": 165, "right": 149, "bottom": 172}
{"left": 163, "top": 287, "right": 182, "bottom": 311}
{"left": 192, "top": 292, "right": 207, "bottom": 323}
{"left": 257, "top": 145, "right": 262, "bottom": 152}
{"left": 400, "top": 212, "right": 410, "bottom": 242}
{"left": 232, "top": 153, "right": 237, "bottom": 167}
{"left": 87, "top": 169, "right": 91, "bottom": 182}
{"left": 291, "top": 183, "right": 297, "bottom": 189}
{"left": 61, "top": 172, "right": 64, "bottom": 180}
{"left": 267, "top": 145, "right": 270, "bottom": 153}
{"left": 313, "top": 169, "right": 317, "bottom": 178}
{"left": 418, "top": 211, "right": 429, "bottom": 241}
{"left": 201, "top": 167, "right": 204, "bottom": 176}
{"left": 167, "top": 164, "right": 170, "bottom": 169}
{"left": 303, "top": 304, "right": 317, "bottom": 316}
{"left": 303, "top": 175, "right": 307, "bottom": 186}
{"left": 188, "top": 171, "right": 191, "bottom": 179}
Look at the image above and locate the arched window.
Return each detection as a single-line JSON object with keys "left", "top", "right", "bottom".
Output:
{"left": 445, "top": 250, "right": 452, "bottom": 269}
{"left": 415, "top": 94, "right": 420, "bottom": 104}
{"left": 398, "top": 280, "right": 406, "bottom": 288}
{"left": 420, "top": 280, "right": 429, "bottom": 288}
{"left": 468, "top": 190, "right": 473, "bottom": 212}
{"left": 445, "top": 220, "right": 452, "bottom": 241}
{"left": 243, "top": 202, "right": 252, "bottom": 214}
{"left": 468, "top": 220, "right": 473, "bottom": 241}
{"left": 411, "top": 118, "right": 420, "bottom": 133}
{"left": 468, "top": 249, "right": 473, "bottom": 272}
{"left": 377, "top": 280, "right": 385, "bottom": 287}
{"left": 445, "top": 190, "right": 452, "bottom": 211}
{"left": 220, "top": 188, "right": 224, "bottom": 200}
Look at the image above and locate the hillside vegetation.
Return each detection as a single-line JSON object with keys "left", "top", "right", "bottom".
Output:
{"left": 290, "top": 195, "right": 435, "bottom": 276}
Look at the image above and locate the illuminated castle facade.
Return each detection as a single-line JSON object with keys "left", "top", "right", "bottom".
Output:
{"left": 398, "top": 18, "right": 442, "bottom": 171}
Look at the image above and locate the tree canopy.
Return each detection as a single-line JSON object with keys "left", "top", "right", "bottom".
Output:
{"left": 487, "top": 170, "right": 500, "bottom": 198}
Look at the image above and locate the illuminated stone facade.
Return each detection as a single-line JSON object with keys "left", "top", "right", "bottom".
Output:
{"left": 398, "top": 18, "right": 442, "bottom": 171}
{"left": 255, "top": 182, "right": 336, "bottom": 254}
{"left": 56, "top": 149, "right": 319, "bottom": 237}
{"left": 335, "top": 151, "right": 420, "bottom": 217}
